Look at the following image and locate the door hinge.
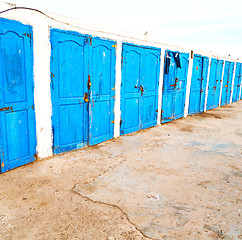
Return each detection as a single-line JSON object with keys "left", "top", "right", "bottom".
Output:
{"left": 111, "top": 120, "right": 115, "bottom": 124}
{"left": 112, "top": 43, "right": 117, "bottom": 50}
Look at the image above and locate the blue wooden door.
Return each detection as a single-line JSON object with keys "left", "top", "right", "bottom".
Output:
{"left": 0, "top": 19, "right": 36, "bottom": 173}
{"left": 120, "top": 43, "right": 160, "bottom": 135}
{"left": 50, "top": 30, "right": 89, "bottom": 154}
{"left": 51, "top": 30, "right": 116, "bottom": 153}
{"left": 232, "top": 62, "right": 242, "bottom": 103}
{"left": 88, "top": 37, "right": 116, "bottom": 145}
{"left": 207, "top": 59, "right": 224, "bottom": 110}
{"left": 189, "top": 56, "right": 209, "bottom": 115}
{"left": 140, "top": 48, "right": 161, "bottom": 129}
{"left": 221, "top": 61, "right": 234, "bottom": 106}
{"left": 161, "top": 51, "right": 189, "bottom": 123}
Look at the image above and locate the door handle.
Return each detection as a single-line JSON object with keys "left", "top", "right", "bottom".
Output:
{"left": 134, "top": 85, "right": 145, "bottom": 95}
{"left": 84, "top": 92, "right": 89, "bottom": 102}
{"left": 140, "top": 85, "right": 144, "bottom": 95}
{"left": 170, "top": 84, "right": 177, "bottom": 87}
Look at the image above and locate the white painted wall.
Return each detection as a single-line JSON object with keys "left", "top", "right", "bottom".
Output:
{"left": 113, "top": 39, "right": 122, "bottom": 138}
{"left": 157, "top": 49, "right": 165, "bottom": 125}
{"left": 0, "top": 2, "right": 241, "bottom": 159}
{"left": 184, "top": 52, "right": 193, "bottom": 118}
{"left": 204, "top": 58, "right": 212, "bottom": 112}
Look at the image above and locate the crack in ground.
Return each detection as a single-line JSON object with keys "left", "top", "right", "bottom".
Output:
{"left": 72, "top": 185, "right": 159, "bottom": 240}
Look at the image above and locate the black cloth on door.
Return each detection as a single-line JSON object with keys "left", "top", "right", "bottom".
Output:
{"left": 172, "top": 52, "right": 181, "bottom": 68}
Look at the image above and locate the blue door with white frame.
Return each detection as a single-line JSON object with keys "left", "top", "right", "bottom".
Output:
{"left": 161, "top": 50, "right": 189, "bottom": 123}
{"left": 188, "top": 55, "right": 209, "bottom": 115}
{"left": 0, "top": 19, "right": 36, "bottom": 173}
{"left": 221, "top": 61, "right": 234, "bottom": 106}
{"left": 120, "top": 43, "right": 160, "bottom": 135}
{"left": 50, "top": 29, "right": 116, "bottom": 154}
{"left": 232, "top": 62, "right": 242, "bottom": 103}
{"left": 206, "top": 59, "right": 224, "bottom": 110}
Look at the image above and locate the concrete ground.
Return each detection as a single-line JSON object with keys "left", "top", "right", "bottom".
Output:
{"left": 0, "top": 101, "right": 242, "bottom": 240}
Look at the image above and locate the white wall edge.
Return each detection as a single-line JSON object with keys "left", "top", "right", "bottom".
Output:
{"left": 32, "top": 21, "right": 53, "bottom": 158}
{"left": 184, "top": 52, "right": 193, "bottom": 118}
{"left": 113, "top": 39, "right": 122, "bottom": 138}
{"left": 204, "top": 57, "right": 212, "bottom": 112}
{"left": 157, "top": 48, "right": 165, "bottom": 125}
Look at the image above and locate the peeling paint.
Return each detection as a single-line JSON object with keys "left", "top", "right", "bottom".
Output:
{"left": 0, "top": 107, "right": 13, "bottom": 112}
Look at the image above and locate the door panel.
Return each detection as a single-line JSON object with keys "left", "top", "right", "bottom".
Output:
{"left": 214, "top": 60, "right": 224, "bottom": 107}
{"left": 189, "top": 56, "right": 209, "bottom": 115}
{"left": 161, "top": 51, "right": 189, "bottom": 122}
{"left": 200, "top": 58, "right": 209, "bottom": 112}
{"left": 161, "top": 52, "right": 176, "bottom": 122}
{"left": 232, "top": 63, "right": 242, "bottom": 102}
{"left": 50, "top": 30, "right": 88, "bottom": 154}
{"left": 121, "top": 44, "right": 160, "bottom": 135}
{"left": 207, "top": 59, "right": 224, "bottom": 110}
{"left": 189, "top": 56, "right": 202, "bottom": 115}
{"left": 121, "top": 45, "right": 141, "bottom": 134}
{"left": 141, "top": 49, "right": 160, "bottom": 129}
{"left": 0, "top": 19, "right": 36, "bottom": 173}
{"left": 221, "top": 61, "right": 234, "bottom": 106}
{"left": 89, "top": 38, "right": 116, "bottom": 145}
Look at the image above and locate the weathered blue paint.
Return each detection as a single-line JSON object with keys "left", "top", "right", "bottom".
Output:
{"left": 0, "top": 18, "right": 36, "bottom": 173}
{"left": 161, "top": 50, "right": 189, "bottom": 123}
{"left": 206, "top": 59, "right": 224, "bottom": 110}
{"left": 220, "top": 61, "right": 234, "bottom": 106}
{"left": 88, "top": 37, "right": 116, "bottom": 145}
{"left": 188, "top": 55, "right": 209, "bottom": 115}
{"left": 232, "top": 62, "right": 242, "bottom": 103}
{"left": 120, "top": 43, "right": 160, "bottom": 135}
{"left": 50, "top": 29, "right": 116, "bottom": 154}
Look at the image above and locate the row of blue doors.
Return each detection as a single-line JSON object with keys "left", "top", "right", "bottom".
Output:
{"left": 0, "top": 19, "right": 36, "bottom": 173}
{"left": 1, "top": 19, "right": 242, "bottom": 172}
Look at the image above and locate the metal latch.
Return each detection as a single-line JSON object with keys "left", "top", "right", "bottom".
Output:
{"left": 87, "top": 75, "right": 91, "bottom": 89}
{"left": 84, "top": 93, "right": 89, "bottom": 102}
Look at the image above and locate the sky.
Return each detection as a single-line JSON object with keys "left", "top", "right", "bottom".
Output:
{"left": 3, "top": 0, "right": 242, "bottom": 59}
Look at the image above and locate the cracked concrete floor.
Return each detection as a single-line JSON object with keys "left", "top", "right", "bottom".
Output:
{"left": 1, "top": 101, "right": 242, "bottom": 240}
